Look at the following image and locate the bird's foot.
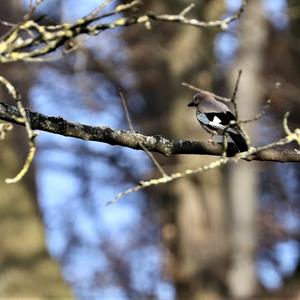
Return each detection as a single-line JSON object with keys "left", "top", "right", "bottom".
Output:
{"left": 208, "top": 138, "right": 215, "bottom": 145}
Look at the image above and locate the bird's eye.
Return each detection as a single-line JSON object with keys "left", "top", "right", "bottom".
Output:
{"left": 193, "top": 95, "right": 199, "bottom": 104}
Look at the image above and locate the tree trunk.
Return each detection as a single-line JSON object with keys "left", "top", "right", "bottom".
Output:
{"left": 227, "top": 0, "right": 267, "bottom": 297}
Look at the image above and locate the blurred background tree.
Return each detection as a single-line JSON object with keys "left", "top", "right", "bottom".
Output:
{"left": 0, "top": 0, "right": 299, "bottom": 299}
{"left": 0, "top": 0, "right": 71, "bottom": 297}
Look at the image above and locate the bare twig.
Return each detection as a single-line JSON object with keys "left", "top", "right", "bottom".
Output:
{"left": 182, "top": 82, "right": 231, "bottom": 103}
{"left": 283, "top": 112, "right": 291, "bottom": 133}
{"left": 229, "top": 77, "right": 280, "bottom": 148}
{"left": 0, "top": 0, "right": 248, "bottom": 63}
{"left": 180, "top": 3, "right": 195, "bottom": 16}
{"left": 0, "top": 20, "right": 16, "bottom": 27}
{"left": 85, "top": 0, "right": 114, "bottom": 20}
{"left": 241, "top": 99, "right": 271, "bottom": 124}
{"left": 228, "top": 70, "right": 251, "bottom": 148}
{"left": 0, "top": 76, "right": 37, "bottom": 183}
{"left": 181, "top": 82, "right": 202, "bottom": 93}
{"left": 149, "top": 0, "right": 248, "bottom": 31}
{"left": 0, "top": 0, "right": 44, "bottom": 42}
{"left": 119, "top": 90, "right": 167, "bottom": 177}
{"left": 26, "top": 0, "right": 45, "bottom": 21}
{"left": 230, "top": 69, "right": 242, "bottom": 118}
{"left": 244, "top": 81, "right": 280, "bottom": 123}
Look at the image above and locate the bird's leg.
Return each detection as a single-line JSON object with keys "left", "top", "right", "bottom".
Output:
{"left": 208, "top": 134, "right": 215, "bottom": 145}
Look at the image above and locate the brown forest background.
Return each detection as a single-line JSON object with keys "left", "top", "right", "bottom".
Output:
{"left": 0, "top": 0, "right": 300, "bottom": 299}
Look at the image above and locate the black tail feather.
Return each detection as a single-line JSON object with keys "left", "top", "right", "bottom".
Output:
{"left": 228, "top": 132, "right": 248, "bottom": 152}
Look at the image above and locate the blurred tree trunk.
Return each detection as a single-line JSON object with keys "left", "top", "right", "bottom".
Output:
{"left": 124, "top": 1, "right": 232, "bottom": 299}
{"left": 227, "top": 0, "right": 267, "bottom": 297}
{"left": 0, "top": 1, "right": 71, "bottom": 297}
{"left": 255, "top": 0, "right": 300, "bottom": 297}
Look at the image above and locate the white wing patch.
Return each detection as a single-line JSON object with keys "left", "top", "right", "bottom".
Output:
{"left": 197, "top": 112, "right": 240, "bottom": 134}
{"left": 211, "top": 116, "right": 222, "bottom": 125}
{"left": 209, "top": 116, "right": 240, "bottom": 134}
{"left": 208, "top": 115, "right": 225, "bottom": 130}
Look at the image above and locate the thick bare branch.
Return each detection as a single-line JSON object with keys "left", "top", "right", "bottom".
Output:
{"left": 0, "top": 102, "right": 299, "bottom": 163}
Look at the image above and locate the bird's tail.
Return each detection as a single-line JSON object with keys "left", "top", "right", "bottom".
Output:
{"left": 228, "top": 131, "right": 248, "bottom": 152}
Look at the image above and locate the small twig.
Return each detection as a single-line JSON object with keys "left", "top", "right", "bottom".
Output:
{"left": 107, "top": 156, "right": 229, "bottom": 205}
{"left": 229, "top": 77, "right": 279, "bottom": 148}
{"left": 228, "top": 69, "right": 251, "bottom": 148}
{"left": 180, "top": 3, "right": 195, "bottom": 16}
{"left": 242, "top": 99, "right": 271, "bottom": 124}
{"left": 213, "top": 69, "right": 249, "bottom": 155}
{"left": 249, "top": 81, "right": 280, "bottom": 122}
{"left": 231, "top": 69, "right": 242, "bottom": 118}
{"left": 27, "top": 0, "right": 45, "bottom": 18}
{"left": 181, "top": 82, "right": 231, "bottom": 102}
{"left": 181, "top": 82, "right": 201, "bottom": 93}
{"left": 0, "top": 0, "right": 44, "bottom": 42}
{"left": 84, "top": 0, "right": 114, "bottom": 20}
{"left": 79, "top": 0, "right": 141, "bottom": 26}
{"left": 0, "top": 76, "right": 37, "bottom": 183}
{"left": 119, "top": 90, "right": 134, "bottom": 132}
{"left": 283, "top": 112, "right": 292, "bottom": 136}
{"left": 149, "top": 0, "right": 248, "bottom": 30}
{"left": 188, "top": 95, "right": 272, "bottom": 157}
{"left": 118, "top": 90, "right": 168, "bottom": 178}
{"left": 6, "top": 146, "right": 37, "bottom": 184}
{"left": 0, "top": 20, "right": 16, "bottom": 27}
{"left": 226, "top": 81, "right": 278, "bottom": 148}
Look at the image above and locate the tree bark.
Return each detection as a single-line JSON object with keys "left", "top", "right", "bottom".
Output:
{"left": 1, "top": 102, "right": 298, "bottom": 162}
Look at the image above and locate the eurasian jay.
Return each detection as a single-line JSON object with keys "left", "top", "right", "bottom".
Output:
{"left": 188, "top": 91, "right": 248, "bottom": 152}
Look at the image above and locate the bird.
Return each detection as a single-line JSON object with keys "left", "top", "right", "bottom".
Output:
{"left": 187, "top": 91, "right": 248, "bottom": 152}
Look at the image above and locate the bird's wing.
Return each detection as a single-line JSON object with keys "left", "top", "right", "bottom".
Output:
{"left": 203, "top": 112, "right": 235, "bottom": 130}
{"left": 196, "top": 112, "right": 226, "bottom": 131}
{"left": 203, "top": 111, "right": 246, "bottom": 138}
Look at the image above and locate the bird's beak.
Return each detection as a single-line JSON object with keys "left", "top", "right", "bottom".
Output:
{"left": 187, "top": 101, "right": 196, "bottom": 107}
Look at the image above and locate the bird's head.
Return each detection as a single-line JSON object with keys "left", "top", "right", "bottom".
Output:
{"left": 188, "top": 92, "right": 210, "bottom": 107}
